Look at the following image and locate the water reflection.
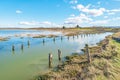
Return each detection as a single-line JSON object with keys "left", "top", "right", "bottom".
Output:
{"left": 12, "top": 51, "right": 15, "bottom": 55}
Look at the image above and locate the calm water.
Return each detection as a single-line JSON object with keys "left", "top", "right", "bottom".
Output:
{"left": 0, "top": 30, "right": 113, "bottom": 80}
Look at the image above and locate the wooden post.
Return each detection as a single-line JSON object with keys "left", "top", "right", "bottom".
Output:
{"left": 49, "top": 53, "right": 53, "bottom": 68}
{"left": 28, "top": 40, "right": 30, "bottom": 47}
{"left": 77, "top": 35, "right": 79, "bottom": 39}
{"left": 53, "top": 37, "right": 55, "bottom": 43}
{"left": 61, "top": 36, "right": 63, "bottom": 41}
{"left": 43, "top": 39, "right": 45, "bottom": 45}
{"left": 21, "top": 44, "right": 24, "bottom": 50}
{"left": 73, "top": 35, "right": 74, "bottom": 40}
{"left": 67, "top": 36, "right": 69, "bottom": 40}
{"left": 58, "top": 49, "right": 62, "bottom": 61}
{"left": 85, "top": 44, "right": 91, "bottom": 63}
{"left": 12, "top": 45, "right": 15, "bottom": 51}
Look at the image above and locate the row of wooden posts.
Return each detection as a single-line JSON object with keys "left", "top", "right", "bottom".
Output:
{"left": 48, "top": 49, "right": 62, "bottom": 68}
{"left": 12, "top": 34, "right": 94, "bottom": 52}
{"left": 48, "top": 44, "right": 92, "bottom": 68}
{"left": 12, "top": 40, "right": 30, "bottom": 51}
{"left": 11, "top": 38, "right": 92, "bottom": 68}
{"left": 11, "top": 36, "right": 75, "bottom": 51}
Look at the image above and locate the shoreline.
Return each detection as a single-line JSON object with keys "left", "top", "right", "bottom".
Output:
{"left": 33, "top": 31, "right": 120, "bottom": 80}
{"left": 0, "top": 27, "right": 120, "bottom": 41}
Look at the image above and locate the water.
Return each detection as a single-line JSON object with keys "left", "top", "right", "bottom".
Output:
{"left": 0, "top": 29, "right": 62, "bottom": 37}
{"left": 0, "top": 30, "right": 113, "bottom": 80}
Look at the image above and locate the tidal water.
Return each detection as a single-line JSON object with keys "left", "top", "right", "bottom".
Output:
{"left": 0, "top": 30, "right": 113, "bottom": 80}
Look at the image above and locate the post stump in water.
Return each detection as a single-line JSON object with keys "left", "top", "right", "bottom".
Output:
{"left": 49, "top": 53, "right": 53, "bottom": 68}
{"left": 85, "top": 44, "right": 91, "bottom": 63}
{"left": 21, "top": 44, "right": 24, "bottom": 50}
{"left": 43, "top": 39, "right": 45, "bottom": 45}
{"left": 67, "top": 36, "right": 69, "bottom": 40}
{"left": 12, "top": 45, "right": 15, "bottom": 51}
{"left": 27, "top": 40, "right": 30, "bottom": 47}
{"left": 53, "top": 37, "right": 55, "bottom": 43}
{"left": 58, "top": 49, "right": 62, "bottom": 61}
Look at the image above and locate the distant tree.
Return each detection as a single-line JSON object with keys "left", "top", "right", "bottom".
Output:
{"left": 76, "top": 25, "right": 81, "bottom": 28}
{"left": 62, "top": 26, "right": 65, "bottom": 29}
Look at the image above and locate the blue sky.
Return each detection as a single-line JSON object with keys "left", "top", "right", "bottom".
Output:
{"left": 0, "top": 0, "right": 120, "bottom": 28}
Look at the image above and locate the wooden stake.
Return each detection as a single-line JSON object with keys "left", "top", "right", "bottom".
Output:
{"left": 49, "top": 53, "right": 53, "bottom": 68}
{"left": 28, "top": 40, "right": 30, "bottom": 47}
{"left": 53, "top": 37, "right": 55, "bottom": 43}
{"left": 85, "top": 44, "right": 91, "bottom": 63}
{"left": 61, "top": 36, "right": 63, "bottom": 41}
{"left": 67, "top": 36, "right": 69, "bottom": 40}
{"left": 58, "top": 49, "right": 62, "bottom": 61}
{"left": 12, "top": 45, "right": 15, "bottom": 51}
{"left": 43, "top": 39, "right": 45, "bottom": 45}
{"left": 21, "top": 44, "right": 24, "bottom": 50}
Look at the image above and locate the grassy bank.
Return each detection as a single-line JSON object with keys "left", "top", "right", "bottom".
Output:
{"left": 33, "top": 32, "right": 120, "bottom": 80}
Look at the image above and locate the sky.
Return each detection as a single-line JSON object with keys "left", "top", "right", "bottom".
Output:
{"left": 0, "top": 0, "right": 120, "bottom": 28}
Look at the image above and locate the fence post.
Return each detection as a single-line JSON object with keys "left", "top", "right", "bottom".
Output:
{"left": 73, "top": 35, "right": 74, "bottom": 40}
{"left": 12, "top": 45, "right": 15, "bottom": 51}
{"left": 58, "top": 49, "right": 62, "bottom": 61}
{"left": 61, "top": 36, "right": 63, "bottom": 41}
{"left": 21, "top": 44, "right": 24, "bottom": 50}
{"left": 85, "top": 44, "right": 91, "bottom": 63}
{"left": 53, "top": 37, "right": 55, "bottom": 43}
{"left": 28, "top": 40, "right": 30, "bottom": 47}
{"left": 49, "top": 53, "right": 53, "bottom": 68}
{"left": 67, "top": 36, "right": 69, "bottom": 40}
{"left": 43, "top": 39, "right": 45, "bottom": 45}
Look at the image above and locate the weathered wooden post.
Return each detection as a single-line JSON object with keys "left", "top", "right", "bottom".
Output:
{"left": 27, "top": 40, "right": 30, "bottom": 48}
{"left": 85, "top": 44, "right": 91, "bottom": 63}
{"left": 21, "top": 44, "right": 24, "bottom": 50}
{"left": 77, "top": 35, "right": 79, "bottom": 39}
{"left": 61, "top": 36, "right": 63, "bottom": 41}
{"left": 48, "top": 53, "right": 53, "bottom": 68}
{"left": 58, "top": 49, "right": 62, "bottom": 61}
{"left": 53, "top": 37, "right": 55, "bottom": 43}
{"left": 73, "top": 35, "right": 74, "bottom": 40}
{"left": 43, "top": 39, "right": 45, "bottom": 45}
{"left": 67, "top": 36, "right": 69, "bottom": 40}
{"left": 12, "top": 45, "right": 15, "bottom": 51}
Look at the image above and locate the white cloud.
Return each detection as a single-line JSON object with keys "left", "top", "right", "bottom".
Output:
{"left": 19, "top": 21, "right": 38, "bottom": 25}
{"left": 64, "top": 13, "right": 92, "bottom": 25}
{"left": 40, "top": 21, "right": 52, "bottom": 25}
{"left": 16, "top": 10, "right": 22, "bottom": 14}
{"left": 104, "top": 16, "right": 108, "bottom": 18}
{"left": 90, "top": 20, "right": 109, "bottom": 25}
{"left": 70, "top": 0, "right": 78, "bottom": 4}
{"left": 107, "top": 9, "right": 120, "bottom": 12}
{"left": 76, "top": 4, "right": 106, "bottom": 16}
{"left": 106, "top": 9, "right": 120, "bottom": 15}
{"left": 18, "top": 21, "right": 60, "bottom": 27}
{"left": 108, "top": 12, "right": 115, "bottom": 15}
{"left": 70, "top": 14, "right": 75, "bottom": 17}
